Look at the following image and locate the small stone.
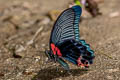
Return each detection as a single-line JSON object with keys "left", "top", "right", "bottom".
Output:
{"left": 23, "top": 70, "right": 33, "bottom": 75}
{"left": 11, "top": 45, "right": 26, "bottom": 58}
{"left": 45, "top": 57, "right": 48, "bottom": 62}
{"left": 22, "top": 2, "right": 32, "bottom": 9}
{"left": 34, "top": 56, "right": 41, "bottom": 62}
{"left": 40, "top": 17, "right": 50, "bottom": 25}
{"left": 11, "top": 15, "right": 21, "bottom": 24}
{"left": 20, "top": 20, "right": 35, "bottom": 28}
{"left": 107, "top": 75, "right": 113, "bottom": 80}
{"left": 13, "top": 52, "right": 23, "bottom": 58}
{"left": 16, "top": 45, "right": 25, "bottom": 53}
{"left": 23, "top": 68, "right": 34, "bottom": 75}
{"left": 41, "top": 44, "right": 46, "bottom": 47}
{"left": 116, "top": 43, "right": 120, "bottom": 46}
{"left": 16, "top": 72, "right": 22, "bottom": 77}
{"left": 109, "top": 11, "right": 119, "bottom": 18}
{"left": 60, "top": 70, "right": 63, "bottom": 73}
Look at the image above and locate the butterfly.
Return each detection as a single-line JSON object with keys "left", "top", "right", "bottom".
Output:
{"left": 45, "top": 5, "right": 95, "bottom": 70}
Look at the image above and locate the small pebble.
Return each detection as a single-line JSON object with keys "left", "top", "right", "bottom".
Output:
{"left": 109, "top": 11, "right": 119, "bottom": 18}
{"left": 23, "top": 68, "right": 34, "bottom": 75}
{"left": 40, "top": 17, "right": 50, "bottom": 25}
{"left": 34, "top": 56, "right": 41, "bottom": 62}
{"left": 60, "top": 70, "right": 63, "bottom": 73}
{"left": 107, "top": 75, "right": 113, "bottom": 80}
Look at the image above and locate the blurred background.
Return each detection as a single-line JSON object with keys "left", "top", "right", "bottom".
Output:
{"left": 0, "top": 0, "right": 120, "bottom": 80}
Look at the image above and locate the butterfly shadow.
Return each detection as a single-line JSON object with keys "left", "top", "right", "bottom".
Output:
{"left": 32, "top": 66, "right": 89, "bottom": 80}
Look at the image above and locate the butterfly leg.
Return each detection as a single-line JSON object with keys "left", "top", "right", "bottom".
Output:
{"left": 45, "top": 50, "right": 55, "bottom": 63}
{"left": 45, "top": 50, "right": 51, "bottom": 59}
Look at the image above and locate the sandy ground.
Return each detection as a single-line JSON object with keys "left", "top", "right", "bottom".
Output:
{"left": 0, "top": 0, "right": 120, "bottom": 80}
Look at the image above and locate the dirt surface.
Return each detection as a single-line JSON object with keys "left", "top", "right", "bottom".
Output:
{"left": 0, "top": 0, "right": 120, "bottom": 80}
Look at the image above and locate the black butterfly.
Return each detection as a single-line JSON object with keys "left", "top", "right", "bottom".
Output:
{"left": 45, "top": 5, "right": 95, "bottom": 70}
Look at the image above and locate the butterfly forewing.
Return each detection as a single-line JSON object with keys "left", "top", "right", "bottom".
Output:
{"left": 50, "top": 6, "right": 82, "bottom": 45}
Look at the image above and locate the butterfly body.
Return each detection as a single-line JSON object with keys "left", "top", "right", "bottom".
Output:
{"left": 45, "top": 5, "right": 95, "bottom": 70}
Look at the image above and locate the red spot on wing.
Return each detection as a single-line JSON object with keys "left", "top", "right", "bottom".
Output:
{"left": 77, "top": 57, "right": 84, "bottom": 67}
{"left": 77, "top": 57, "right": 89, "bottom": 67}
{"left": 56, "top": 47, "right": 62, "bottom": 56}
{"left": 50, "top": 43, "right": 62, "bottom": 57}
{"left": 51, "top": 43, "right": 56, "bottom": 55}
